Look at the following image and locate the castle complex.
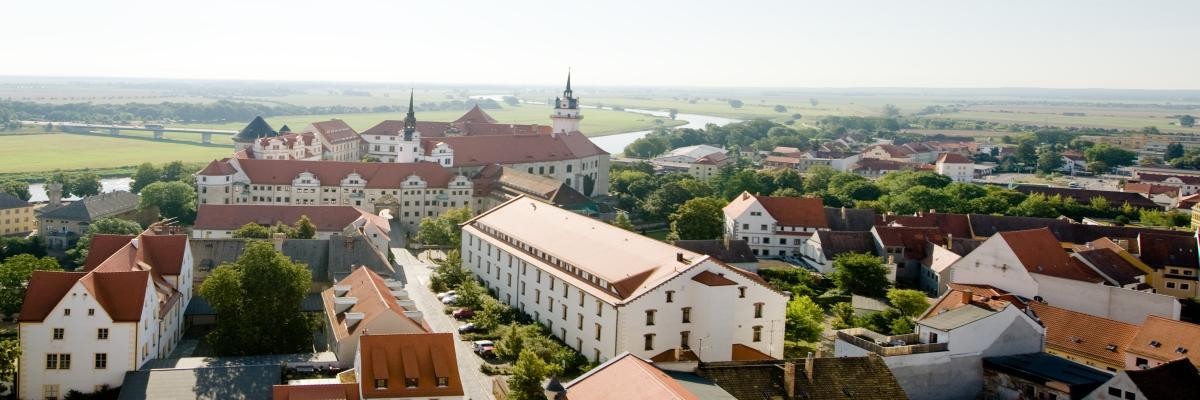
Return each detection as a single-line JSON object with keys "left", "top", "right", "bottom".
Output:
{"left": 198, "top": 75, "right": 610, "bottom": 232}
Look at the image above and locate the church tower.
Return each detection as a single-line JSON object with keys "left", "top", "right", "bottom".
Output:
{"left": 396, "top": 90, "right": 423, "bottom": 163}
{"left": 550, "top": 70, "right": 583, "bottom": 134}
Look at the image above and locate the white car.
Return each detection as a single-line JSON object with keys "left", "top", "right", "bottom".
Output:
{"left": 441, "top": 295, "right": 458, "bottom": 305}
{"left": 436, "top": 290, "right": 456, "bottom": 300}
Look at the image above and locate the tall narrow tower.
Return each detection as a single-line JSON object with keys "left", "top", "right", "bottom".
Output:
{"left": 396, "top": 90, "right": 423, "bottom": 163}
{"left": 550, "top": 70, "right": 583, "bottom": 134}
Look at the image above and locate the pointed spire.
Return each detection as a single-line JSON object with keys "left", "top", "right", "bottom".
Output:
{"left": 566, "top": 68, "right": 572, "bottom": 93}
{"left": 404, "top": 89, "right": 417, "bottom": 140}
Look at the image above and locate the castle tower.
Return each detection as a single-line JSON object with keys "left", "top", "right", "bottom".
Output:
{"left": 396, "top": 90, "right": 423, "bottom": 163}
{"left": 550, "top": 70, "right": 583, "bottom": 134}
{"left": 232, "top": 116, "right": 277, "bottom": 152}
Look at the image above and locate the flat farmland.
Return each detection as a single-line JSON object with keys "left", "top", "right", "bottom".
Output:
{"left": 0, "top": 133, "right": 232, "bottom": 173}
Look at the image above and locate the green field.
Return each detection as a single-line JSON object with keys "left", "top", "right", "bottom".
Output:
{"left": 177, "top": 105, "right": 683, "bottom": 138}
{"left": 0, "top": 133, "right": 232, "bottom": 173}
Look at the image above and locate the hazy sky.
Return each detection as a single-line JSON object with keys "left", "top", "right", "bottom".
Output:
{"left": 5, "top": 0, "right": 1199, "bottom": 89}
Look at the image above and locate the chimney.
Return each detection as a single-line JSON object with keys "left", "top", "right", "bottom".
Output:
{"left": 130, "top": 238, "right": 139, "bottom": 248}
{"left": 272, "top": 232, "right": 287, "bottom": 251}
{"left": 960, "top": 292, "right": 972, "bottom": 305}
{"left": 674, "top": 347, "right": 683, "bottom": 361}
{"left": 723, "top": 235, "right": 731, "bottom": 251}
{"left": 804, "top": 352, "right": 815, "bottom": 383}
{"left": 947, "top": 233, "right": 953, "bottom": 250}
{"left": 677, "top": 253, "right": 686, "bottom": 263}
{"left": 48, "top": 182, "right": 63, "bottom": 207}
{"left": 841, "top": 206, "right": 847, "bottom": 220}
{"left": 783, "top": 361, "right": 796, "bottom": 399}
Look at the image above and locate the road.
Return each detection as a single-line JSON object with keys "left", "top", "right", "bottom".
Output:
{"left": 978, "top": 173, "right": 1121, "bottom": 191}
{"left": 392, "top": 248, "right": 494, "bottom": 400}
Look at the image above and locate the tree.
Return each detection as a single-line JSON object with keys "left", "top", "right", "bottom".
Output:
{"left": 1086, "top": 160, "right": 1109, "bottom": 175}
{"left": 0, "top": 254, "right": 62, "bottom": 315}
{"left": 1036, "top": 145, "right": 1063, "bottom": 173}
{"left": 774, "top": 105, "right": 788, "bottom": 113}
{"left": 883, "top": 104, "right": 900, "bottom": 118}
{"left": 1181, "top": 115, "right": 1196, "bottom": 128}
{"left": 1166, "top": 143, "right": 1186, "bottom": 161}
{"left": 199, "top": 241, "right": 315, "bottom": 356}
{"left": 508, "top": 349, "right": 557, "bottom": 400}
{"left": 668, "top": 109, "right": 678, "bottom": 120}
{"left": 830, "top": 302, "right": 857, "bottom": 329}
{"left": 454, "top": 279, "right": 486, "bottom": 310}
{"left": 809, "top": 98, "right": 819, "bottom": 107}
{"left": 66, "top": 217, "right": 142, "bottom": 266}
{"left": 471, "top": 298, "right": 510, "bottom": 331}
{"left": 416, "top": 207, "right": 473, "bottom": 247}
{"left": 293, "top": 215, "right": 317, "bottom": 239}
{"left": 139, "top": 181, "right": 197, "bottom": 224}
{"left": 728, "top": 99, "right": 744, "bottom": 109}
{"left": 886, "top": 289, "right": 930, "bottom": 317}
{"left": 0, "top": 337, "right": 18, "bottom": 391}
{"left": 0, "top": 179, "right": 31, "bottom": 201}
{"left": 610, "top": 211, "right": 635, "bottom": 231}
{"left": 1084, "top": 144, "right": 1137, "bottom": 169}
{"left": 52, "top": 172, "right": 102, "bottom": 198}
{"left": 232, "top": 223, "right": 271, "bottom": 239}
{"left": 160, "top": 161, "right": 190, "bottom": 183}
{"left": 785, "top": 295, "right": 824, "bottom": 343}
{"left": 831, "top": 253, "right": 889, "bottom": 297}
{"left": 129, "top": 162, "right": 162, "bottom": 193}
{"left": 668, "top": 197, "right": 726, "bottom": 240}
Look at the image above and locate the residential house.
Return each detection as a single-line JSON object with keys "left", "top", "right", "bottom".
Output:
{"left": 37, "top": 190, "right": 143, "bottom": 249}
{"left": 834, "top": 288, "right": 1045, "bottom": 400}
{"left": 981, "top": 353, "right": 1112, "bottom": 400}
{"left": 462, "top": 196, "right": 788, "bottom": 363}
{"left": 872, "top": 225, "right": 945, "bottom": 285}
{"left": 1027, "top": 302, "right": 1140, "bottom": 373}
{"left": 0, "top": 192, "right": 34, "bottom": 236}
{"left": 934, "top": 153, "right": 974, "bottom": 183}
{"left": 548, "top": 352, "right": 736, "bottom": 400}
{"left": 1084, "top": 358, "right": 1200, "bottom": 400}
{"left": 694, "top": 354, "right": 910, "bottom": 400}
{"left": 918, "top": 238, "right": 984, "bottom": 296}
{"left": 944, "top": 228, "right": 1181, "bottom": 325}
{"left": 471, "top": 165, "right": 608, "bottom": 218}
{"left": 1134, "top": 232, "right": 1200, "bottom": 299}
{"left": 1061, "top": 152, "right": 1088, "bottom": 175}
{"left": 799, "top": 230, "right": 876, "bottom": 274}
{"left": 861, "top": 144, "right": 916, "bottom": 163}
{"left": 1131, "top": 172, "right": 1200, "bottom": 196}
{"left": 18, "top": 225, "right": 192, "bottom": 400}
{"left": 303, "top": 120, "right": 362, "bottom": 162}
{"left": 321, "top": 267, "right": 430, "bottom": 367}
{"left": 350, "top": 333, "right": 464, "bottom": 399}
{"left": 723, "top": 192, "right": 829, "bottom": 257}
{"left": 652, "top": 144, "right": 727, "bottom": 165}
{"left": 852, "top": 159, "right": 933, "bottom": 179}
{"left": 1123, "top": 182, "right": 1180, "bottom": 209}
{"left": 1123, "top": 315, "right": 1200, "bottom": 369}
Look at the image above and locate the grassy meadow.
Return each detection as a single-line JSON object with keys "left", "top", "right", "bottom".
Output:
{"left": 0, "top": 133, "right": 232, "bottom": 173}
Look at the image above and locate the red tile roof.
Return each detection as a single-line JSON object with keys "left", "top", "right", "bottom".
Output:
{"left": 731, "top": 344, "right": 775, "bottom": 361}
{"left": 84, "top": 234, "right": 136, "bottom": 270}
{"left": 999, "top": 228, "right": 1104, "bottom": 282}
{"left": 272, "top": 383, "right": 360, "bottom": 400}
{"left": 454, "top": 105, "right": 498, "bottom": 124}
{"left": 1126, "top": 315, "right": 1200, "bottom": 367}
{"left": 1028, "top": 302, "right": 1138, "bottom": 367}
{"left": 752, "top": 195, "right": 829, "bottom": 228}
{"left": 18, "top": 271, "right": 86, "bottom": 322}
{"left": 936, "top": 153, "right": 971, "bottom": 164}
{"left": 1123, "top": 182, "right": 1179, "bottom": 197}
{"left": 873, "top": 226, "right": 945, "bottom": 260}
{"left": 878, "top": 212, "right": 973, "bottom": 238}
{"left": 195, "top": 204, "right": 368, "bottom": 232}
{"left": 81, "top": 270, "right": 151, "bottom": 321}
{"left": 1137, "top": 173, "right": 1200, "bottom": 185}
{"left": 691, "top": 270, "right": 738, "bottom": 286}
{"left": 357, "top": 333, "right": 463, "bottom": 399}
{"left": 199, "top": 159, "right": 238, "bottom": 176}
{"left": 308, "top": 120, "right": 359, "bottom": 144}
{"left": 234, "top": 158, "right": 456, "bottom": 188}
{"left": 422, "top": 132, "right": 606, "bottom": 167}
{"left": 323, "top": 267, "right": 429, "bottom": 341}
{"left": 1137, "top": 232, "right": 1199, "bottom": 270}
{"left": 565, "top": 352, "right": 699, "bottom": 400}
{"left": 866, "top": 144, "right": 914, "bottom": 158}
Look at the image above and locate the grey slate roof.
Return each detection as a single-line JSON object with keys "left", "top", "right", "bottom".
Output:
{"left": 233, "top": 116, "right": 277, "bottom": 141}
{"left": 37, "top": 191, "right": 139, "bottom": 222}
{"left": 118, "top": 365, "right": 281, "bottom": 400}
{"left": 983, "top": 353, "right": 1111, "bottom": 394}
{"left": 662, "top": 370, "right": 738, "bottom": 400}
{"left": 824, "top": 207, "right": 877, "bottom": 231}
{"left": 814, "top": 231, "right": 877, "bottom": 259}
{"left": 0, "top": 192, "right": 30, "bottom": 210}
{"left": 671, "top": 239, "right": 758, "bottom": 264}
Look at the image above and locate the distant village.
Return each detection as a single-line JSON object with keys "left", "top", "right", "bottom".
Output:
{"left": 4, "top": 75, "right": 1200, "bottom": 400}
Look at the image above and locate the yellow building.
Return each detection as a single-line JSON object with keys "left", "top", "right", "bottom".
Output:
{"left": 0, "top": 192, "right": 34, "bottom": 236}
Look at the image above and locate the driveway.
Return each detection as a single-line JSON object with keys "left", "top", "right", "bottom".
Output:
{"left": 393, "top": 248, "right": 494, "bottom": 400}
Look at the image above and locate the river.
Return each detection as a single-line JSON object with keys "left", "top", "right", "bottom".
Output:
{"left": 27, "top": 177, "right": 131, "bottom": 202}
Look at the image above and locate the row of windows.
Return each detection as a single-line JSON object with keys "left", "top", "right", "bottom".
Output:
{"left": 52, "top": 326, "right": 109, "bottom": 340}
{"left": 45, "top": 353, "right": 107, "bottom": 370}
{"left": 641, "top": 325, "right": 762, "bottom": 351}
{"left": 469, "top": 224, "right": 618, "bottom": 294}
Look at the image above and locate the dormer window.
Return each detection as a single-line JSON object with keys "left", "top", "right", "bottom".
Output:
{"left": 374, "top": 379, "right": 388, "bottom": 389}
{"left": 436, "top": 377, "right": 449, "bottom": 387}
{"left": 405, "top": 378, "right": 418, "bottom": 389}
{"left": 1150, "top": 340, "right": 1162, "bottom": 348}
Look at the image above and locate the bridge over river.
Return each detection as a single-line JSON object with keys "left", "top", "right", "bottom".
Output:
{"left": 22, "top": 121, "right": 237, "bottom": 144}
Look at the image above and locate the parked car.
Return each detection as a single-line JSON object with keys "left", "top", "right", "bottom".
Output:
{"left": 458, "top": 323, "right": 477, "bottom": 333}
{"left": 441, "top": 295, "right": 458, "bottom": 305}
{"left": 473, "top": 340, "right": 496, "bottom": 358}
{"left": 452, "top": 308, "right": 474, "bottom": 319}
{"left": 436, "top": 290, "right": 456, "bottom": 300}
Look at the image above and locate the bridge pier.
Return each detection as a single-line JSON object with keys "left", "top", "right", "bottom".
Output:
{"left": 108, "top": 128, "right": 120, "bottom": 136}
{"left": 201, "top": 133, "right": 213, "bottom": 144}
{"left": 153, "top": 130, "right": 164, "bottom": 140}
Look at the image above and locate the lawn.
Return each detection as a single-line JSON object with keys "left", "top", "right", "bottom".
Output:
{"left": 0, "top": 133, "right": 232, "bottom": 173}
{"left": 176, "top": 104, "right": 681, "bottom": 137}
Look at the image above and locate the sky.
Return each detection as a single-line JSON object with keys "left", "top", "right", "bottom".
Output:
{"left": 4, "top": 0, "right": 1199, "bottom": 89}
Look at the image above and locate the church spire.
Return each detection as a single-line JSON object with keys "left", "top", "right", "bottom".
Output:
{"left": 403, "top": 89, "right": 416, "bottom": 140}
{"left": 565, "top": 69, "right": 572, "bottom": 96}
{"left": 555, "top": 69, "right": 578, "bottom": 110}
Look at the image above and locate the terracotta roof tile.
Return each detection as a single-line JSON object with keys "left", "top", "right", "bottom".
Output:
{"left": 454, "top": 105, "right": 499, "bottom": 124}
{"left": 752, "top": 195, "right": 829, "bottom": 228}
{"left": 1137, "top": 172, "right": 1200, "bottom": 185}
{"left": 357, "top": 333, "right": 463, "bottom": 398}
{"left": 936, "top": 153, "right": 972, "bottom": 164}
{"left": 234, "top": 158, "right": 456, "bottom": 188}
{"left": 1028, "top": 302, "right": 1139, "bottom": 367}
{"left": 195, "top": 204, "right": 368, "bottom": 232}
{"left": 1073, "top": 247, "right": 1147, "bottom": 286}
{"left": 323, "top": 267, "right": 428, "bottom": 341}
{"left": 81, "top": 270, "right": 150, "bottom": 322}
{"left": 1000, "top": 228, "right": 1104, "bottom": 282}
{"left": 272, "top": 383, "right": 360, "bottom": 400}
{"left": 1126, "top": 316, "right": 1200, "bottom": 367}
{"left": 18, "top": 271, "right": 86, "bottom": 322}
{"left": 1137, "top": 232, "right": 1199, "bottom": 270}
{"left": 308, "top": 120, "right": 359, "bottom": 144}
{"left": 83, "top": 234, "right": 137, "bottom": 271}
{"left": 565, "top": 352, "right": 700, "bottom": 400}
{"left": 691, "top": 270, "right": 738, "bottom": 286}
{"left": 422, "top": 132, "right": 605, "bottom": 167}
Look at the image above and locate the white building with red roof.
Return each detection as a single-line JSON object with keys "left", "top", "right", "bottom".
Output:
{"left": 935, "top": 152, "right": 974, "bottom": 183}
{"left": 462, "top": 196, "right": 787, "bottom": 363}
{"left": 322, "top": 267, "right": 430, "bottom": 367}
{"left": 303, "top": 119, "right": 361, "bottom": 162}
{"left": 723, "top": 192, "right": 830, "bottom": 258}
{"left": 18, "top": 225, "right": 192, "bottom": 399}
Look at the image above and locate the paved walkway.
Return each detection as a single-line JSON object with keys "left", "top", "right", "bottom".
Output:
{"left": 393, "top": 248, "right": 494, "bottom": 400}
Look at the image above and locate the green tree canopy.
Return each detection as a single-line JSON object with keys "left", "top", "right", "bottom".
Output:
{"left": 0, "top": 254, "right": 62, "bottom": 315}
{"left": 785, "top": 295, "right": 825, "bottom": 343}
{"left": 668, "top": 197, "right": 727, "bottom": 240}
{"left": 66, "top": 217, "right": 143, "bottom": 266}
{"left": 610, "top": 211, "right": 635, "bottom": 231}
{"left": 831, "top": 253, "right": 890, "bottom": 297}
{"left": 886, "top": 289, "right": 930, "bottom": 317}
{"left": 1084, "top": 144, "right": 1137, "bottom": 169}
{"left": 198, "top": 241, "right": 315, "bottom": 356}
{"left": 293, "top": 215, "right": 317, "bottom": 239}
{"left": 415, "top": 207, "right": 473, "bottom": 247}
{"left": 232, "top": 223, "right": 272, "bottom": 239}
{"left": 0, "top": 180, "right": 31, "bottom": 201}
{"left": 508, "top": 349, "right": 559, "bottom": 400}
{"left": 139, "top": 181, "right": 197, "bottom": 224}
{"left": 130, "top": 162, "right": 162, "bottom": 193}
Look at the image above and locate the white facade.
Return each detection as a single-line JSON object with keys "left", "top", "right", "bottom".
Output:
{"left": 723, "top": 194, "right": 825, "bottom": 258}
{"left": 935, "top": 159, "right": 974, "bottom": 183}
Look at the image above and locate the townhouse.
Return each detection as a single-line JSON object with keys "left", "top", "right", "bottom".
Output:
{"left": 18, "top": 225, "right": 192, "bottom": 399}
{"left": 0, "top": 192, "right": 34, "bottom": 236}
{"left": 934, "top": 152, "right": 974, "bottom": 183}
{"left": 321, "top": 267, "right": 429, "bottom": 367}
{"left": 723, "top": 192, "right": 829, "bottom": 257}
{"left": 272, "top": 333, "right": 464, "bottom": 400}
{"left": 192, "top": 204, "right": 392, "bottom": 253}
{"left": 462, "top": 196, "right": 787, "bottom": 363}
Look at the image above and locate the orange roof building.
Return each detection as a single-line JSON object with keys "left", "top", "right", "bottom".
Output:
{"left": 1029, "top": 302, "right": 1140, "bottom": 372}
{"left": 323, "top": 267, "right": 430, "bottom": 367}
{"left": 355, "top": 333, "right": 463, "bottom": 399}
{"left": 723, "top": 191, "right": 829, "bottom": 258}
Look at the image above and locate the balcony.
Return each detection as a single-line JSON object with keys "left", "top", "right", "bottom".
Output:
{"left": 836, "top": 328, "right": 948, "bottom": 356}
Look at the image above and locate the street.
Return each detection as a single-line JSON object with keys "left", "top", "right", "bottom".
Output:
{"left": 392, "top": 248, "right": 495, "bottom": 400}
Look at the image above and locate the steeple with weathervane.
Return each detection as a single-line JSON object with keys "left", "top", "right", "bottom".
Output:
{"left": 396, "top": 90, "right": 423, "bottom": 163}
{"left": 550, "top": 69, "right": 583, "bottom": 134}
